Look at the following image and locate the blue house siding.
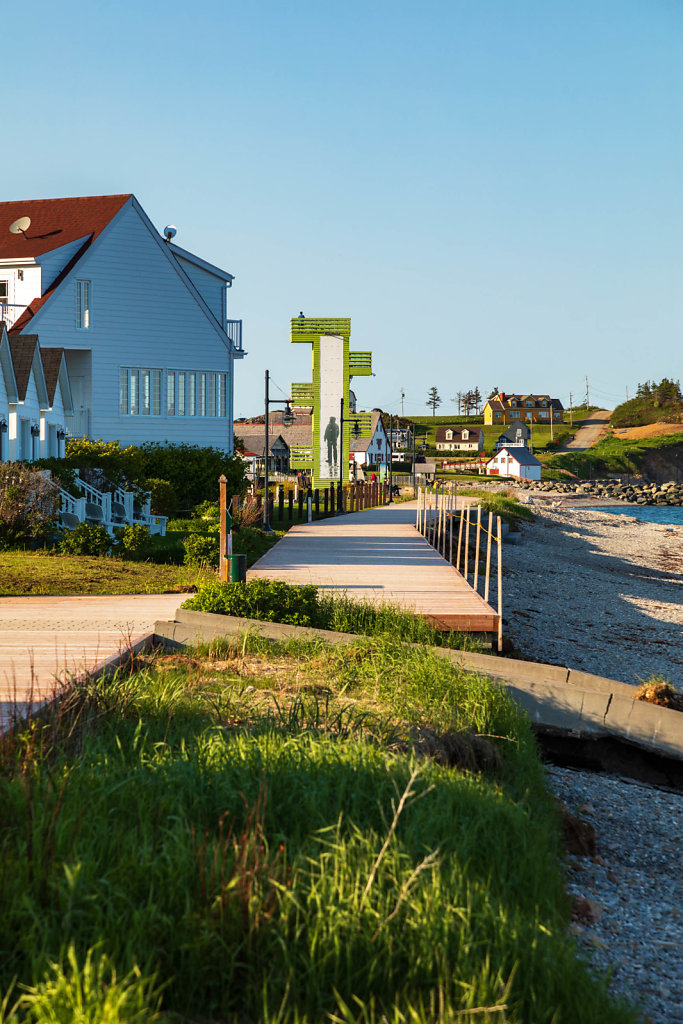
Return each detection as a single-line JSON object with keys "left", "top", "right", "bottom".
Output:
{"left": 173, "top": 255, "right": 226, "bottom": 327}
{"left": 36, "top": 237, "right": 91, "bottom": 290}
{"left": 20, "top": 200, "right": 236, "bottom": 452}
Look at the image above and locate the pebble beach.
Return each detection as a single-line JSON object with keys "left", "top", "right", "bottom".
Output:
{"left": 502, "top": 497, "right": 683, "bottom": 687}
{"left": 501, "top": 495, "right": 683, "bottom": 1023}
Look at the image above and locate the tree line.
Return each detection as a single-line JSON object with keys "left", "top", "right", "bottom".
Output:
{"left": 426, "top": 386, "right": 491, "bottom": 416}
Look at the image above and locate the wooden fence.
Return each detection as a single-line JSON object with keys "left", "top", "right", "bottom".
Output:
{"left": 415, "top": 485, "right": 503, "bottom": 651}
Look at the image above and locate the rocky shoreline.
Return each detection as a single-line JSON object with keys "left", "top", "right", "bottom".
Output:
{"left": 500, "top": 498, "right": 683, "bottom": 687}
{"left": 516, "top": 476, "right": 683, "bottom": 506}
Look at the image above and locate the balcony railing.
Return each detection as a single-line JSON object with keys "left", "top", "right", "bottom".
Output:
{"left": 291, "top": 317, "right": 351, "bottom": 340}
{"left": 0, "top": 303, "right": 27, "bottom": 330}
{"left": 290, "top": 382, "right": 316, "bottom": 405}
{"left": 349, "top": 351, "right": 372, "bottom": 375}
{"left": 226, "top": 319, "right": 243, "bottom": 353}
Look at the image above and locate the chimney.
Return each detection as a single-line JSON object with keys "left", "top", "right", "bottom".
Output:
{"left": 499, "top": 392, "right": 506, "bottom": 402}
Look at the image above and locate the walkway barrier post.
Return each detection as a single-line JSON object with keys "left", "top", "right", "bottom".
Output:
{"left": 315, "top": 488, "right": 320, "bottom": 517}
{"left": 456, "top": 507, "right": 464, "bottom": 571}
{"left": 279, "top": 486, "right": 285, "bottom": 521}
{"left": 497, "top": 515, "right": 503, "bottom": 653}
{"left": 288, "top": 490, "right": 294, "bottom": 521}
{"left": 474, "top": 505, "right": 482, "bottom": 593}
{"left": 464, "top": 505, "right": 470, "bottom": 582}
{"left": 415, "top": 487, "right": 420, "bottom": 531}
{"left": 219, "top": 474, "right": 228, "bottom": 582}
{"left": 298, "top": 489, "right": 304, "bottom": 519}
{"left": 307, "top": 489, "right": 313, "bottom": 523}
{"left": 324, "top": 489, "right": 329, "bottom": 515}
{"left": 484, "top": 510, "right": 492, "bottom": 603}
{"left": 330, "top": 484, "right": 335, "bottom": 514}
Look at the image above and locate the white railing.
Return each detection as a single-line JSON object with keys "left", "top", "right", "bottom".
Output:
{"left": 226, "top": 319, "right": 243, "bottom": 352}
{"left": 0, "top": 303, "right": 27, "bottom": 330}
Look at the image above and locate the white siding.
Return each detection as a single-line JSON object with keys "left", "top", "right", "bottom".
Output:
{"left": 9, "top": 372, "right": 42, "bottom": 461}
{"left": 36, "top": 238, "right": 90, "bottom": 290}
{"left": 173, "top": 255, "right": 226, "bottom": 327}
{"left": 21, "top": 202, "right": 235, "bottom": 452}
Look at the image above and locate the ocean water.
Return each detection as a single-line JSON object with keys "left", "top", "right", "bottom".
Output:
{"left": 586, "top": 505, "right": 683, "bottom": 526}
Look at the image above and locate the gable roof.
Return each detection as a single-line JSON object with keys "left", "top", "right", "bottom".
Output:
{"left": 488, "top": 446, "right": 541, "bottom": 467}
{"left": 40, "top": 347, "right": 66, "bottom": 405}
{"left": 499, "top": 421, "right": 531, "bottom": 440}
{"left": 0, "top": 195, "right": 131, "bottom": 260}
{"left": 435, "top": 425, "right": 482, "bottom": 443}
{"left": 350, "top": 410, "right": 385, "bottom": 454}
{"left": 8, "top": 334, "right": 48, "bottom": 406}
{"left": 0, "top": 324, "right": 18, "bottom": 403}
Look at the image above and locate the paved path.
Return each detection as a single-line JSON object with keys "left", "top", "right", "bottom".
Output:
{"left": 248, "top": 503, "right": 498, "bottom": 632}
{"left": 0, "top": 594, "right": 182, "bottom": 725}
{"left": 559, "top": 409, "right": 612, "bottom": 451}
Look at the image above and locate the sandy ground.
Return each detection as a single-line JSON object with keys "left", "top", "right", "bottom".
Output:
{"left": 611, "top": 421, "right": 683, "bottom": 440}
{"left": 501, "top": 497, "right": 683, "bottom": 686}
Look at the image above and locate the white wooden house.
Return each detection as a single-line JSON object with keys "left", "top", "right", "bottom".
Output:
{"left": 0, "top": 194, "right": 244, "bottom": 453}
{"left": 40, "top": 347, "right": 72, "bottom": 458}
{"left": 8, "top": 335, "right": 48, "bottom": 461}
{"left": 350, "top": 410, "right": 391, "bottom": 469}
{"left": 0, "top": 325, "right": 17, "bottom": 461}
{"left": 486, "top": 446, "right": 542, "bottom": 481}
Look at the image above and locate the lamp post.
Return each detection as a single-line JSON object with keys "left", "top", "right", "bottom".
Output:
{"left": 30, "top": 422, "right": 40, "bottom": 461}
{"left": 388, "top": 413, "right": 394, "bottom": 502}
{"left": 0, "top": 418, "right": 7, "bottom": 463}
{"left": 338, "top": 398, "right": 361, "bottom": 510}
{"left": 263, "top": 369, "right": 294, "bottom": 531}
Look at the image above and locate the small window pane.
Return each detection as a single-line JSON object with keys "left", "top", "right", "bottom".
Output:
{"left": 167, "top": 373, "right": 175, "bottom": 415}
{"left": 130, "top": 370, "right": 140, "bottom": 415}
{"left": 218, "top": 374, "right": 226, "bottom": 417}
{"left": 152, "top": 370, "right": 161, "bottom": 416}
{"left": 178, "top": 373, "right": 186, "bottom": 416}
{"left": 207, "top": 373, "right": 216, "bottom": 417}
{"left": 188, "top": 373, "right": 196, "bottom": 416}
{"left": 141, "top": 370, "right": 151, "bottom": 415}
{"left": 119, "top": 369, "right": 128, "bottom": 415}
{"left": 198, "top": 373, "right": 206, "bottom": 417}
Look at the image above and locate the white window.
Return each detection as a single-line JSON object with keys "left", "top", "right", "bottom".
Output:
{"left": 120, "top": 367, "right": 162, "bottom": 415}
{"left": 76, "top": 281, "right": 91, "bottom": 329}
{"left": 167, "top": 370, "right": 228, "bottom": 417}
{"left": 0, "top": 280, "right": 8, "bottom": 306}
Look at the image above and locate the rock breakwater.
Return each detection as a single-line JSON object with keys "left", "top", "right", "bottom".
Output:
{"left": 516, "top": 478, "right": 683, "bottom": 505}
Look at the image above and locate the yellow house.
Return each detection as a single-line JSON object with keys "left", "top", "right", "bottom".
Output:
{"left": 483, "top": 392, "right": 564, "bottom": 425}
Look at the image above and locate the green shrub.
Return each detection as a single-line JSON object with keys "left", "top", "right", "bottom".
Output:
{"left": 138, "top": 443, "right": 245, "bottom": 509}
{"left": 113, "top": 524, "right": 152, "bottom": 559}
{"left": 184, "top": 578, "right": 320, "bottom": 625}
{"left": 146, "top": 478, "right": 178, "bottom": 517}
{"left": 192, "top": 499, "right": 219, "bottom": 520}
{"left": 59, "top": 523, "right": 112, "bottom": 557}
{"left": 182, "top": 533, "right": 219, "bottom": 569}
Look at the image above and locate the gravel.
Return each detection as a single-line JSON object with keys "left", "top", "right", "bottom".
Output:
{"left": 501, "top": 500, "right": 683, "bottom": 686}
{"left": 546, "top": 765, "right": 683, "bottom": 1023}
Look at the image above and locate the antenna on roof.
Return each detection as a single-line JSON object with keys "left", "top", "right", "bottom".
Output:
{"left": 9, "top": 216, "right": 31, "bottom": 237}
{"left": 163, "top": 225, "right": 177, "bottom": 243}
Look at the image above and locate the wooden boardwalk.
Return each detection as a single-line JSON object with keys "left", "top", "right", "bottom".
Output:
{"left": 248, "top": 503, "right": 498, "bottom": 633}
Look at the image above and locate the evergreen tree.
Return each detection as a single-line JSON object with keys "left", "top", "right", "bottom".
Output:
{"left": 426, "top": 387, "right": 442, "bottom": 416}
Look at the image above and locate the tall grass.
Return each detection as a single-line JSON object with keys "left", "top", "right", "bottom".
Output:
{"left": 0, "top": 639, "right": 639, "bottom": 1023}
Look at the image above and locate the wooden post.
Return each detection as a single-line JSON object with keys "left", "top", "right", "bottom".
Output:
{"left": 315, "top": 488, "right": 320, "bottom": 517}
{"left": 287, "top": 489, "right": 293, "bottom": 521}
{"left": 449, "top": 489, "right": 454, "bottom": 564}
{"left": 456, "top": 507, "right": 464, "bottom": 571}
{"left": 497, "top": 515, "right": 503, "bottom": 652}
{"left": 278, "top": 485, "right": 284, "bottom": 521}
{"left": 474, "top": 505, "right": 482, "bottom": 592}
{"left": 464, "top": 505, "right": 470, "bottom": 582}
{"left": 330, "top": 484, "right": 335, "bottom": 514}
{"left": 219, "top": 474, "right": 228, "bottom": 582}
{"left": 324, "top": 489, "right": 329, "bottom": 515}
{"left": 484, "top": 510, "right": 493, "bottom": 604}
{"left": 298, "top": 490, "right": 304, "bottom": 519}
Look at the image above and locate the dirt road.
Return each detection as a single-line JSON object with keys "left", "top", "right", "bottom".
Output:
{"left": 559, "top": 409, "right": 612, "bottom": 451}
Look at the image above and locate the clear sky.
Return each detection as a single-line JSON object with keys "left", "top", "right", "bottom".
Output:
{"left": 4, "top": 0, "right": 682, "bottom": 417}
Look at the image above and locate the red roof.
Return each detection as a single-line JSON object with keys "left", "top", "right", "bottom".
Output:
{"left": 0, "top": 194, "right": 131, "bottom": 259}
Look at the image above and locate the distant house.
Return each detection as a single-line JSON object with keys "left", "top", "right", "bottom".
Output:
{"left": 435, "top": 425, "right": 484, "bottom": 453}
{"left": 350, "top": 410, "right": 390, "bottom": 469}
{"left": 234, "top": 429, "right": 291, "bottom": 475}
{"left": 493, "top": 422, "right": 530, "bottom": 450}
{"left": 389, "top": 425, "right": 413, "bottom": 450}
{"left": 486, "top": 446, "right": 541, "bottom": 481}
{"left": 484, "top": 392, "right": 563, "bottom": 425}
{"left": 0, "top": 193, "right": 244, "bottom": 452}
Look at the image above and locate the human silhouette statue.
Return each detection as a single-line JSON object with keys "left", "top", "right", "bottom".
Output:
{"left": 324, "top": 416, "right": 339, "bottom": 469}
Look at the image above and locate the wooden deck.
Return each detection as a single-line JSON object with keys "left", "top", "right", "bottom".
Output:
{"left": 248, "top": 503, "right": 499, "bottom": 633}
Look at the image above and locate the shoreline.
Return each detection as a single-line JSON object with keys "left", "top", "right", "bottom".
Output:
{"left": 501, "top": 495, "right": 683, "bottom": 686}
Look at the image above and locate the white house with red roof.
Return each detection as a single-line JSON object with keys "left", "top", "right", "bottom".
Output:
{"left": 0, "top": 194, "right": 244, "bottom": 453}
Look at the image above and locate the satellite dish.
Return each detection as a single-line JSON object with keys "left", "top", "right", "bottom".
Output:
{"left": 9, "top": 216, "right": 31, "bottom": 235}
{"left": 163, "top": 225, "right": 177, "bottom": 242}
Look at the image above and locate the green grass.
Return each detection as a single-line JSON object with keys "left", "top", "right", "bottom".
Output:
{"left": 0, "top": 550, "right": 208, "bottom": 596}
{"left": 0, "top": 635, "right": 639, "bottom": 1023}
{"left": 453, "top": 491, "right": 535, "bottom": 526}
{"left": 548, "top": 430, "right": 683, "bottom": 478}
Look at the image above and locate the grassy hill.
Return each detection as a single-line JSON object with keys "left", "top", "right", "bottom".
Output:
{"left": 611, "top": 378, "right": 682, "bottom": 428}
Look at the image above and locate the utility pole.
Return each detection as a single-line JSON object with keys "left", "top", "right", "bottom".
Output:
{"left": 569, "top": 392, "right": 573, "bottom": 426}
{"left": 400, "top": 389, "right": 405, "bottom": 418}
{"left": 585, "top": 376, "right": 589, "bottom": 410}
{"left": 626, "top": 385, "right": 629, "bottom": 401}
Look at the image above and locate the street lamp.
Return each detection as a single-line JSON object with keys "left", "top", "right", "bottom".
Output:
{"left": 263, "top": 369, "right": 294, "bottom": 530}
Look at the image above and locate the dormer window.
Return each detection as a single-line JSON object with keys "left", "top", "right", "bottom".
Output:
{"left": 525, "top": 400, "right": 533, "bottom": 407}
{"left": 510, "top": 399, "right": 517, "bottom": 406}
{"left": 76, "top": 280, "right": 91, "bottom": 329}
{"left": 445, "top": 429, "right": 453, "bottom": 440}
{"left": 462, "top": 429, "right": 469, "bottom": 439}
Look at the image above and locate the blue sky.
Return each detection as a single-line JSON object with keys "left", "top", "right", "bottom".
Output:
{"left": 5, "top": 0, "right": 682, "bottom": 417}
